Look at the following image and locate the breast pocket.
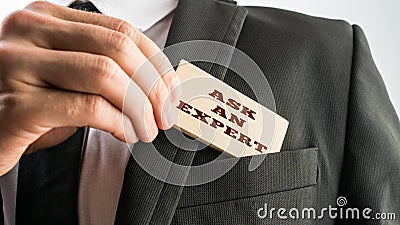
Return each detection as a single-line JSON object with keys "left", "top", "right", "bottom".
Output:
{"left": 177, "top": 147, "right": 319, "bottom": 208}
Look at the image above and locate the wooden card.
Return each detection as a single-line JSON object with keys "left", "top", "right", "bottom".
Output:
{"left": 173, "top": 60, "right": 289, "bottom": 157}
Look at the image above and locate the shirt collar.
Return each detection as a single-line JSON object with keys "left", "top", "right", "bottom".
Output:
{"left": 51, "top": 0, "right": 179, "bottom": 31}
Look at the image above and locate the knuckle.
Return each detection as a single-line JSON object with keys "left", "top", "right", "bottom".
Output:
{"left": 151, "top": 54, "right": 170, "bottom": 73}
{"left": 93, "top": 56, "right": 119, "bottom": 85}
{"left": 1, "top": 10, "right": 34, "bottom": 33}
{"left": 0, "top": 93, "right": 21, "bottom": 117}
{"left": 115, "top": 20, "right": 136, "bottom": 39}
{"left": 84, "top": 94, "right": 104, "bottom": 117}
{"left": 108, "top": 31, "right": 134, "bottom": 53}
{"left": 116, "top": 21, "right": 142, "bottom": 45}
{"left": 25, "top": 1, "right": 51, "bottom": 11}
{"left": 0, "top": 93, "right": 19, "bottom": 108}
{"left": 151, "top": 54, "right": 164, "bottom": 67}
{"left": 150, "top": 80, "right": 167, "bottom": 104}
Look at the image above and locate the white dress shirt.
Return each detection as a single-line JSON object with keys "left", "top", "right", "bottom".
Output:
{"left": 0, "top": 1, "right": 178, "bottom": 225}
{"left": 54, "top": 0, "right": 178, "bottom": 30}
{"left": 54, "top": 0, "right": 178, "bottom": 48}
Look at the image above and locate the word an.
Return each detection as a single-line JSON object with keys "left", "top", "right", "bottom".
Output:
{"left": 209, "top": 89, "right": 257, "bottom": 120}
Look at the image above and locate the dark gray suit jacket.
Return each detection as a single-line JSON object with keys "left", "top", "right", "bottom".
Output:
{"left": 2, "top": 0, "right": 399, "bottom": 224}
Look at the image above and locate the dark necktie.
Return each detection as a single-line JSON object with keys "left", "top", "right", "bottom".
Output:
{"left": 69, "top": 1, "right": 101, "bottom": 13}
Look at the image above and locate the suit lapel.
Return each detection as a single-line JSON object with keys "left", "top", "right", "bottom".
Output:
{"left": 114, "top": 1, "right": 248, "bottom": 224}
{"left": 165, "top": 0, "right": 248, "bottom": 79}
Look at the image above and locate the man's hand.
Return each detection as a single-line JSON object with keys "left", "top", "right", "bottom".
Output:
{"left": 0, "top": 1, "right": 181, "bottom": 175}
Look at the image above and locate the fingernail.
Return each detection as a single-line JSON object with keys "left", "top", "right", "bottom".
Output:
{"left": 167, "top": 105, "right": 178, "bottom": 127}
{"left": 170, "top": 77, "right": 182, "bottom": 101}
{"left": 151, "top": 122, "right": 159, "bottom": 138}
{"left": 124, "top": 118, "right": 138, "bottom": 144}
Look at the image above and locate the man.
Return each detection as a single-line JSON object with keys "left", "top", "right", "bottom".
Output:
{"left": 0, "top": 0, "right": 399, "bottom": 224}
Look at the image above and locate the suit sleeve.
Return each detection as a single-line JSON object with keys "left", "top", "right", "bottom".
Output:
{"left": 336, "top": 25, "right": 400, "bottom": 224}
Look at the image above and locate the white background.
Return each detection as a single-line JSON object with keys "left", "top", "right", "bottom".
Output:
{"left": 1, "top": 0, "right": 399, "bottom": 115}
